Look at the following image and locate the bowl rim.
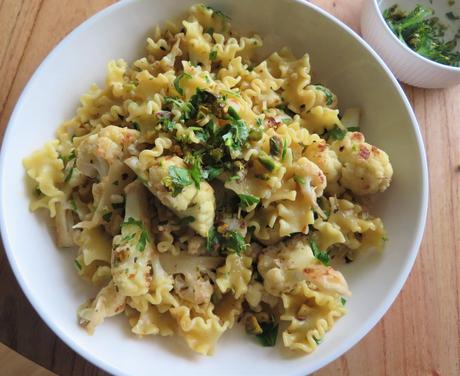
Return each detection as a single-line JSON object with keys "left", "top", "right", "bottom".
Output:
{"left": 371, "top": 0, "right": 460, "bottom": 72}
{"left": 0, "top": 0, "right": 429, "bottom": 375}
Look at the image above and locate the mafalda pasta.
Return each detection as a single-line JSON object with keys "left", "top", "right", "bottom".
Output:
{"left": 23, "top": 4, "right": 393, "bottom": 355}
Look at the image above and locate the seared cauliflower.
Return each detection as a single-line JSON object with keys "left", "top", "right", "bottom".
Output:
{"left": 331, "top": 132, "right": 393, "bottom": 195}
{"left": 111, "top": 181, "right": 153, "bottom": 296}
{"left": 258, "top": 235, "right": 350, "bottom": 297}
{"left": 126, "top": 154, "right": 216, "bottom": 237}
{"left": 304, "top": 139, "right": 343, "bottom": 195}
{"left": 76, "top": 125, "right": 139, "bottom": 178}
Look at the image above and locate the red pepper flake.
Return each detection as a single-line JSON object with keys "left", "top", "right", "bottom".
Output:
{"left": 266, "top": 117, "right": 281, "bottom": 129}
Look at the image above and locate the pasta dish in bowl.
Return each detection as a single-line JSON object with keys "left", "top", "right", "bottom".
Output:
{"left": 23, "top": 4, "right": 392, "bottom": 356}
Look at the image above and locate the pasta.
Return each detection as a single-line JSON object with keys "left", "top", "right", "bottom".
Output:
{"left": 22, "top": 3, "right": 393, "bottom": 355}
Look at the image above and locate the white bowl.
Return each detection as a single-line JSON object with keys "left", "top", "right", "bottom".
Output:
{"left": 361, "top": 0, "right": 460, "bottom": 88}
{"left": 0, "top": 0, "right": 428, "bottom": 375}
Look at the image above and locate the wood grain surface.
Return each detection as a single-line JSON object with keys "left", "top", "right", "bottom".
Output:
{"left": 0, "top": 1, "right": 459, "bottom": 375}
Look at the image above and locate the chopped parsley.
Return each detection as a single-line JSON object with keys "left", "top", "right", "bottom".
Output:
{"left": 341, "top": 297, "right": 347, "bottom": 306}
{"left": 164, "top": 166, "right": 193, "bottom": 196}
{"left": 174, "top": 72, "right": 192, "bottom": 96}
{"left": 313, "top": 336, "right": 321, "bottom": 345}
{"left": 324, "top": 125, "right": 347, "bottom": 141}
{"left": 209, "top": 50, "right": 218, "bottom": 61}
{"left": 384, "top": 4, "right": 460, "bottom": 67}
{"left": 315, "top": 85, "right": 334, "bottom": 106}
{"left": 202, "top": 166, "right": 223, "bottom": 181}
{"left": 310, "top": 239, "right": 330, "bottom": 266}
{"left": 74, "top": 259, "right": 82, "bottom": 270}
{"left": 255, "top": 322, "right": 279, "bottom": 347}
{"left": 238, "top": 194, "right": 260, "bottom": 209}
{"left": 220, "top": 107, "right": 249, "bottom": 153}
{"left": 206, "top": 227, "right": 247, "bottom": 255}
{"left": 121, "top": 217, "right": 151, "bottom": 252}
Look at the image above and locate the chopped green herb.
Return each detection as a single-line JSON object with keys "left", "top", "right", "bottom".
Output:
{"left": 121, "top": 217, "right": 151, "bottom": 252}
{"left": 341, "top": 297, "right": 347, "bottom": 306}
{"left": 174, "top": 72, "right": 192, "bottom": 96}
{"left": 138, "top": 230, "right": 148, "bottom": 252}
{"left": 121, "top": 233, "right": 136, "bottom": 242}
{"left": 325, "top": 125, "right": 347, "bottom": 141}
{"left": 227, "top": 106, "right": 240, "bottom": 120}
{"left": 207, "top": 227, "right": 247, "bottom": 255}
{"left": 203, "top": 166, "right": 223, "bottom": 181}
{"left": 220, "top": 109, "right": 249, "bottom": 153}
{"left": 383, "top": 4, "right": 460, "bottom": 67}
{"left": 74, "top": 259, "right": 82, "bottom": 270}
{"left": 315, "top": 85, "right": 334, "bottom": 106}
{"left": 164, "top": 166, "right": 193, "bottom": 196}
{"left": 238, "top": 194, "right": 260, "bottom": 209}
{"left": 310, "top": 239, "right": 330, "bottom": 266}
{"left": 313, "top": 336, "right": 321, "bottom": 345}
{"left": 206, "top": 227, "right": 220, "bottom": 253}
{"left": 187, "top": 155, "right": 203, "bottom": 189}
{"left": 347, "top": 126, "right": 360, "bottom": 132}
{"left": 255, "top": 322, "right": 278, "bottom": 347}
{"left": 248, "top": 127, "right": 263, "bottom": 141}
{"left": 64, "top": 165, "right": 75, "bottom": 183}
{"left": 102, "top": 212, "right": 112, "bottom": 222}
{"left": 221, "top": 230, "right": 247, "bottom": 255}
{"left": 209, "top": 50, "right": 218, "bottom": 61}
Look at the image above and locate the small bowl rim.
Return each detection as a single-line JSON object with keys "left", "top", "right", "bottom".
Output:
{"left": 372, "top": 0, "right": 460, "bottom": 72}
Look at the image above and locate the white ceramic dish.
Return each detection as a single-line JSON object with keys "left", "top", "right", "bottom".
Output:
{"left": 361, "top": 0, "right": 460, "bottom": 88}
{"left": 0, "top": 0, "right": 428, "bottom": 375}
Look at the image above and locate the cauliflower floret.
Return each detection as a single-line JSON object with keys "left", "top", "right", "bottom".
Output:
{"left": 258, "top": 235, "right": 350, "bottom": 297}
{"left": 78, "top": 281, "right": 126, "bottom": 334}
{"left": 331, "top": 132, "right": 393, "bottom": 195}
{"left": 304, "top": 139, "right": 343, "bottom": 195}
{"left": 126, "top": 155, "right": 215, "bottom": 237}
{"left": 111, "top": 181, "right": 153, "bottom": 296}
{"left": 76, "top": 125, "right": 139, "bottom": 178}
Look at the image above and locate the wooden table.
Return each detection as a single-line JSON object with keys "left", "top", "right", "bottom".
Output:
{"left": 0, "top": 1, "right": 459, "bottom": 375}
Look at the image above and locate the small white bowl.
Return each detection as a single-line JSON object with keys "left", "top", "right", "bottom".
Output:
{"left": 361, "top": 0, "right": 460, "bottom": 88}
{"left": 0, "top": 0, "right": 428, "bottom": 375}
